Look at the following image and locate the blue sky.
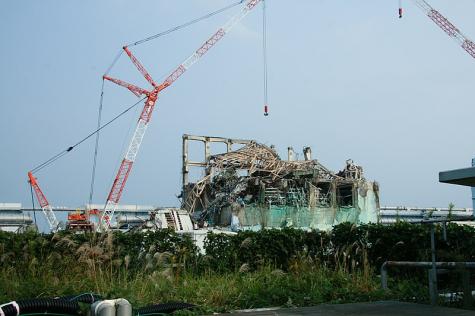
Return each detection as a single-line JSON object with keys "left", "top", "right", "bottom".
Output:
{"left": 1, "top": 0, "right": 475, "bottom": 221}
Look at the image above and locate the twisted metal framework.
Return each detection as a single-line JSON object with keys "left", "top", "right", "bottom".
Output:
{"left": 182, "top": 142, "right": 344, "bottom": 213}
{"left": 209, "top": 142, "right": 339, "bottom": 180}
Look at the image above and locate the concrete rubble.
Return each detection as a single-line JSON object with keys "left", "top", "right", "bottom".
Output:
{"left": 181, "top": 134, "right": 380, "bottom": 231}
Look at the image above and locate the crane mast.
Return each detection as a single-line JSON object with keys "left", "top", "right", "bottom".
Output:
{"left": 101, "top": 0, "right": 263, "bottom": 229}
{"left": 407, "top": 0, "right": 475, "bottom": 59}
{"left": 28, "top": 172, "right": 60, "bottom": 232}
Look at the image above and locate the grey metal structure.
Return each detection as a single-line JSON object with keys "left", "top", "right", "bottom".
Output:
{"left": 380, "top": 206, "right": 474, "bottom": 225}
{"left": 0, "top": 203, "right": 34, "bottom": 232}
{"left": 439, "top": 167, "right": 475, "bottom": 186}
{"left": 380, "top": 217, "right": 474, "bottom": 306}
{"left": 439, "top": 158, "right": 475, "bottom": 216}
{"left": 381, "top": 261, "right": 475, "bottom": 308}
{"left": 182, "top": 134, "right": 253, "bottom": 196}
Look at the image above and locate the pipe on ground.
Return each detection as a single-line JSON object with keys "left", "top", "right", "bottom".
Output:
{"left": 0, "top": 299, "right": 80, "bottom": 316}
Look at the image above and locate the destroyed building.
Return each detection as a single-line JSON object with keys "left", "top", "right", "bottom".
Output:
{"left": 181, "top": 135, "right": 379, "bottom": 231}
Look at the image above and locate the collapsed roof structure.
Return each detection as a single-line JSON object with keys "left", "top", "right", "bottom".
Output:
{"left": 181, "top": 134, "right": 379, "bottom": 231}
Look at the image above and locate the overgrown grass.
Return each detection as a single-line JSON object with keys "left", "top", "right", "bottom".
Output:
{"left": 2, "top": 222, "right": 473, "bottom": 313}
{"left": 0, "top": 260, "right": 421, "bottom": 314}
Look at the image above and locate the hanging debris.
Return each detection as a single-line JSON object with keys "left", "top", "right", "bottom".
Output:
{"left": 181, "top": 134, "right": 380, "bottom": 231}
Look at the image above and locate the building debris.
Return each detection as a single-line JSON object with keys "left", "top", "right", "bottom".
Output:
{"left": 116, "top": 208, "right": 194, "bottom": 232}
{"left": 181, "top": 134, "right": 380, "bottom": 231}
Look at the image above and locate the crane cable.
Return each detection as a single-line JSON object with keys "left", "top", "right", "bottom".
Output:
{"left": 30, "top": 48, "right": 127, "bottom": 176}
{"left": 263, "top": 0, "right": 269, "bottom": 116}
{"left": 126, "top": 0, "right": 245, "bottom": 47}
{"left": 86, "top": 1, "right": 246, "bottom": 203}
{"left": 88, "top": 80, "right": 105, "bottom": 205}
{"left": 30, "top": 97, "right": 146, "bottom": 174}
{"left": 87, "top": 49, "right": 124, "bottom": 203}
{"left": 30, "top": 1, "right": 247, "bottom": 200}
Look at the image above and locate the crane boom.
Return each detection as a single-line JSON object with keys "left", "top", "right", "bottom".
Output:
{"left": 123, "top": 46, "right": 157, "bottom": 87}
{"left": 101, "top": 0, "right": 263, "bottom": 229}
{"left": 28, "top": 172, "right": 60, "bottom": 232}
{"left": 163, "top": 0, "right": 261, "bottom": 87}
{"left": 410, "top": 0, "right": 475, "bottom": 59}
{"left": 102, "top": 76, "right": 150, "bottom": 97}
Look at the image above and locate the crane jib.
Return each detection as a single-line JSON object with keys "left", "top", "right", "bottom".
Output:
{"left": 100, "top": 0, "right": 263, "bottom": 229}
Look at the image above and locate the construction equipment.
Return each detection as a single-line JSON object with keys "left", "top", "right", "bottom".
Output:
{"left": 67, "top": 210, "right": 92, "bottom": 232}
{"left": 27, "top": 172, "right": 60, "bottom": 232}
{"left": 401, "top": 0, "right": 475, "bottom": 59}
{"left": 28, "top": 169, "right": 99, "bottom": 232}
{"left": 100, "top": 0, "right": 264, "bottom": 230}
{"left": 66, "top": 208, "right": 101, "bottom": 231}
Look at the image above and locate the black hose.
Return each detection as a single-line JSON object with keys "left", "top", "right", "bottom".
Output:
{"left": 1, "top": 299, "right": 80, "bottom": 316}
{"left": 58, "top": 293, "right": 103, "bottom": 304}
{"left": 1, "top": 303, "right": 17, "bottom": 316}
{"left": 137, "top": 302, "right": 195, "bottom": 315}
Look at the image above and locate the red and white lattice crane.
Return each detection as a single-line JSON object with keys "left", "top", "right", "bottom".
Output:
{"left": 400, "top": 0, "right": 475, "bottom": 59}
{"left": 27, "top": 172, "right": 60, "bottom": 232}
{"left": 100, "top": 0, "right": 263, "bottom": 229}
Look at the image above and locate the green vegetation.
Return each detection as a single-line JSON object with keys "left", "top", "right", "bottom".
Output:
{"left": 1, "top": 222, "right": 474, "bottom": 313}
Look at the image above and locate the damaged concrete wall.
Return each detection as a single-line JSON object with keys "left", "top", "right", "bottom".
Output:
{"left": 181, "top": 134, "right": 380, "bottom": 231}
{"left": 213, "top": 181, "right": 379, "bottom": 231}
